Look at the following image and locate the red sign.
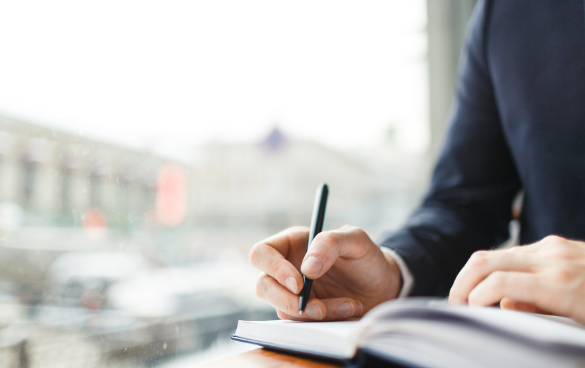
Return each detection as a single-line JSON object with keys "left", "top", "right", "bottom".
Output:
{"left": 156, "top": 164, "right": 187, "bottom": 226}
{"left": 84, "top": 208, "right": 107, "bottom": 228}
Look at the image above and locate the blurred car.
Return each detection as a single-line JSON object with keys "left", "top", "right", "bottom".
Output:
{"left": 43, "top": 252, "right": 149, "bottom": 311}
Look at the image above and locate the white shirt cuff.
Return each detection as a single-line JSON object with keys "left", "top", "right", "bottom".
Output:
{"left": 379, "top": 246, "right": 414, "bottom": 298}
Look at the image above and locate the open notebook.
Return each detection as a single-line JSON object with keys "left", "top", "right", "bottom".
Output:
{"left": 232, "top": 298, "right": 585, "bottom": 368}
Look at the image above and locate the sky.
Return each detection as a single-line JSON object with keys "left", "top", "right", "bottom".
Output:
{"left": 0, "top": 0, "right": 428, "bottom": 162}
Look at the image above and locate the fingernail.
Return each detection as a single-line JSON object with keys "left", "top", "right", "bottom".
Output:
{"left": 338, "top": 302, "right": 355, "bottom": 317}
{"left": 305, "top": 304, "right": 323, "bottom": 320}
{"left": 285, "top": 277, "right": 297, "bottom": 293}
{"left": 301, "top": 256, "right": 323, "bottom": 276}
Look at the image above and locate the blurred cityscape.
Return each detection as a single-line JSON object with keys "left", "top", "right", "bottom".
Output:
{"left": 0, "top": 114, "right": 427, "bottom": 367}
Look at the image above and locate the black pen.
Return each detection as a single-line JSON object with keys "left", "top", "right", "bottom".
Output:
{"left": 299, "top": 183, "right": 328, "bottom": 315}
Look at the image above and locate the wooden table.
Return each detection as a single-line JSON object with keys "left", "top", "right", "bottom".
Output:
{"left": 198, "top": 347, "right": 404, "bottom": 368}
{"left": 198, "top": 348, "right": 342, "bottom": 368}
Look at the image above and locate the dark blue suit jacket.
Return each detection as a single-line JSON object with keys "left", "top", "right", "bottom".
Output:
{"left": 379, "top": 0, "right": 585, "bottom": 296}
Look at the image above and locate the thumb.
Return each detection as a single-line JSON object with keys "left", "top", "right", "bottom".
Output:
{"left": 300, "top": 226, "right": 371, "bottom": 279}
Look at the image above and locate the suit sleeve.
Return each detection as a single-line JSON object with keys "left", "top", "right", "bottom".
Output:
{"left": 378, "top": 0, "right": 521, "bottom": 296}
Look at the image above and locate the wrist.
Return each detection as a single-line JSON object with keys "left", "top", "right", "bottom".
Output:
{"left": 381, "top": 249, "right": 402, "bottom": 300}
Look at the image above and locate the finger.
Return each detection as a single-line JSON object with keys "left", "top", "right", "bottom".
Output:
{"left": 275, "top": 298, "right": 364, "bottom": 322}
{"left": 500, "top": 298, "right": 548, "bottom": 314}
{"left": 301, "top": 225, "right": 373, "bottom": 280}
{"left": 319, "top": 298, "right": 365, "bottom": 320}
{"left": 250, "top": 228, "right": 308, "bottom": 294}
{"left": 278, "top": 226, "right": 311, "bottom": 262}
{"left": 276, "top": 309, "right": 315, "bottom": 321}
{"left": 250, "top": 243, "right": 303, "bottom": 294}
{"left": 467, "top": 271, "right": 575, "bottom": 318}
{"left": 251, "top": 226, "right": 309, "bottom": 265}
{"left": 256, "top": 273, "right": 326, "bottom": 320}
{"left": 449, "top": 249, "right": 540, "bottom": 304}
{"left": 510, "top": 235, "right": 581, "bottom": 255}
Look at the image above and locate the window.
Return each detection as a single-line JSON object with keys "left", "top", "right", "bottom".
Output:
{"left": 0, "top": 1, "right": 433, "bottom": 366}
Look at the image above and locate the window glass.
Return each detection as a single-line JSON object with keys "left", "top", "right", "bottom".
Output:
{"left": 0, "top": 1, "right": 428, "bottom": 366}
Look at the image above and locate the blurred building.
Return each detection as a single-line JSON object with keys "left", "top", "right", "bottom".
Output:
{"left": 0, "top": 114, "right": 179, "bottom": 232}
{"left": 190, "top": 128, "right": 375, "bottom": 230}
{"left": 184, "top": 128, "right": 426, "bottom": 258}
{"left": 0, "top": 114, "right": 189, "bottom": 310}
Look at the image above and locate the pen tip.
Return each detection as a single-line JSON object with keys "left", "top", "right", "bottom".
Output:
{"left": 299, "top": 311, "right": 303, "bottom": 316}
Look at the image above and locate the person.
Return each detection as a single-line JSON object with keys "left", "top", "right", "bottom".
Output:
{"left": 249, "top": 0, "right": 585, "bottom": 324}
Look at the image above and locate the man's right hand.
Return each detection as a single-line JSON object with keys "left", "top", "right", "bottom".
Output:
{"left": 249, "top": 225, "right": 402, "bottom": 321}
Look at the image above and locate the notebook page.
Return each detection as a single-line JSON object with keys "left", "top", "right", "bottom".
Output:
{"left": 363, "top": 319, "right": 585, "bottom": 368}
{"left": 234, "top": 320, "right": 360, "bottom": 358}
{"left": 434, "top": 306, "right": 585, "bottom": 348}
{"left": 362, "top": 298, "right": 585, "bottom": 349}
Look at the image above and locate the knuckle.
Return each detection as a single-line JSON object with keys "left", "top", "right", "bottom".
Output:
{"left": 269, "top": 259, "right": 285, "bottom": 279}
{"left": 542, "top": 235, "right": 566, "bottom": 246}
{"left": 544, "top": 235, "right": 563, "bottom": 242}
{"left": 340, "top": 225, "right": 362, "bottom": 236}
{"left": 349, "top": 226, "right": 366, "bottom": 237}
{"left": 283, "top": 226, "right": 309, "bottom": 237}
{"left": 468, "top": 251, "right": 490, "bottom": 268}
{"left": 539, "top": 237, "right": 574, "bottom": 259}
{"left": 549, "top": 248, "right": 573, "bottom": 260}
{"left": 339, "top": 225, "right": 364, "bottom": 236}
{"left": 550, "top": 269, "right": 574, "bottom": 284}
{"left": 255, "top": 274, "right": 270, "bottom": 298}
{"left": 314, "top": 231, "right": 339, "bottom": 247}
{"left": 487, "top": 271, "right": 507, "bottom": 288}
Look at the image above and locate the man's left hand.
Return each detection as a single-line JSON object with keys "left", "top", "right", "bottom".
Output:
{"left": 449, "top": 235, "right": 585, "bottom": 324}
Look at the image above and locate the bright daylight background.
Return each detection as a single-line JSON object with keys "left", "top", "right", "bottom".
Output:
{"left": 0, "top": 1, "right": 430, "bottom": 367}
{"left": 0, "top": 0, "right": 428, "bottom": 158}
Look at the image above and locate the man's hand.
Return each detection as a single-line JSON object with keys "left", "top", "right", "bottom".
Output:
{"left": 449, "top": 235, "right": 585, "bottom": 324}
{"left": 249, "top": 225, "right": 402, "bottom": 321}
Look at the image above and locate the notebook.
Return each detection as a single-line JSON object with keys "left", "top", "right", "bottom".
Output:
{"left": 232, "top": 298, "right": 585, "bottom": 368}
